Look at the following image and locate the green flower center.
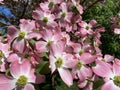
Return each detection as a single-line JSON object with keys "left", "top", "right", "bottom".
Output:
{"left": 49, "top": 2, "right": 54, "bottom": 8}
{"left": 0, "top": 51, "right": 4, "bottom": 58}
{"left": 79, "top": 49, "right": 84, "bottom": 55}
{"left": 19, "top": 32, "right": 26, "bottom": 39}
{"left": 55, "top": 58, "right": 63, "bottom": 68}
{"left": 47, "top": 40, "right": 52, "bottom": 46}
{"left": 101, "top": 58, "right": 106, "bottom": 62}
{"left": 76, "top": 61, "right": 82, "bottom": 69}
{"left": 117, "top": 22, "right": 120, "bottom": 26}
{"left": 86, "top": 25, "right": 90, "bottom": 30}
{"left": 61, "top": 12, "right": 66, "bottom": 18}
{"left": 0, "top": 61, "right": 3, "bottom": 65}
{"left": 114, "top": 76, "right": 120, "bottom": 87}
{"left": 43, "top": 17, "right": 48, "bottom": 23}
{"left": 16, "top": 75, "right": 28, "bottom": 87}
{"left": 76, "top": 2, "right": 79, "bottom": 6}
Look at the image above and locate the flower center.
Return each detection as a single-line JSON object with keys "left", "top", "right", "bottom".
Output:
{"left": 76, "top": 61, "right": 82, "bottom": 69}
{"left": 16, "top": 75, "right": 28, "bottom": 87}
{"left": 0, "top": 51, "right": 4, "bottom": 58}
{"left": 117, "top": 22, "right": 120, "bottom": 26}
{"left": 55, "top": 58, "right": 63, "bottom": 68}
{"left": 85, "top": 25, "right": 90, "bottom": 30}
{"left": 43, "top": 17, "right": 48, "bottom": 23}
{"left": 47, "top": 40, "right": 52, "bottom": 46}
{"left": 19, "top": 31, "right": 26, "bottom": 39}
{"left": 61, "top": 12, "right": 66, "bottom": 18}
{"left": 113, "top": 76, "right": 120, "bottom": 87}
{"left": 79, "top": 49, "right": 84, "bottom": 55}
{"left": 49, "top": 2, "right": 54, "bottom": 8}
{"left": 76, "top": 2, "right": 79, "bottom": 6}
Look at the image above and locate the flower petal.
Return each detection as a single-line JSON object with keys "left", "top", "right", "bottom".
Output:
{"left": 24, "top": 84, "right": 35, "bottom": 90}
{"left": 80, "top": 53, "right": 96, "bottom": 64}
{"left": 101, "top": 81, "right": 119, "bottom": 90}
{"left": 12, "top": 38, "right": 26, "bottom": 53}
{"left": 77, "top": 66, "right": 92, "bottom": 81}
{"left": 10, "top": 60, "right": 31, "bottom": 78}
{"left": 0, "top": 74, "right": 16, "bottom": 90}
{"left": 58, "top": 68, "right": 73, "bottom": 87}
{"left": 113, "top": 59, "right": 120, "bottom": 75}
{"left": 92, "top": 60, "right": 113, "bottom": 78}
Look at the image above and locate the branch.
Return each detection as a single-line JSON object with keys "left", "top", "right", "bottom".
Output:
{"left": 84, "top": 0, "right": 105, "bottom": 11}
{"left": 19, "top": 0, "right": 29, "bottom": 19}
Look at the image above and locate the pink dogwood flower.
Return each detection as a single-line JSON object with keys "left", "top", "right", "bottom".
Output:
{"left": 7, "top": 19, "right": 40, "bottom": 53}
{"left": 32, "top": 9, "right": 57, "bottom": 28}
{"left": 40, "top": 0, "right": 62, "bottom": 11}
{"left": 92, "top": 59, "right": 120, "bottom": 90}
{"left": 58, "top": 2, "right": 73, "bottom": 23}
{"left": 0, "top": 60, "right": 36, "bottom": 90}
{"left": 71, "top": 0, "right": 83, "bottom": 14}
{"left": 49, "top": 41, "right": 76, "bottom": 86}
{"left": 72, "top": 53, "right": 95, "bottom": 81}
{"left": 79, "top": 21, "right": 94, "bottom": 37}
{"left": 35, "top": 29, "right": 61, "bottom": 52}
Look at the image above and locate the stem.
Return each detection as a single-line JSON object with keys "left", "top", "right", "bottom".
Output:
{"left": 51, "top": 69, "right": 57, "bottom": 90}
{"left": 51, "top": 74, "right": 56, "bottom": 90}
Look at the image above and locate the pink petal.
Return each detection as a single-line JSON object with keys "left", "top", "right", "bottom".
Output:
{"left": 101, "top": 81, "right": 119, "bottom": 90}
{"left": 27, "top": 69, "right": 36, "bottom": 83}
{"left": 35, "top": 41, "right": 48, "bottom": 52}
{"left": 7, "top": 53, "right": 19, "bottom": 63}
{"left": 77, "top": 66, "right": 92, "bottom": 81}
{"left": 113, "top": 59, "right": 120, "bottom": 75}
{"left": 10, "top": 60, "right": 31, "bottom": 78}
{"left": 80, "top": 53, "right": 96, "bottom": 64}
{"left": 20, "top": 19, "right": 35, "bottom": 33}
{"left": 58, "top": 68, "right": 73, "bottom": 87}
{"left": 78, "top": 80, "right": 87, "bottom": 88}
{"left": 89, "top": 19, "right": 97, "bottom": 27}
{"left": 63, "top": 54, "right": 77, "bottom": 68}
{"left": 104, "top": 54, "right": 114, "bottom": 62}
{"left": 24, "top": 84, "right": 35, "bottom": 90}
{"left": 27, "top": 32, "right": 41, "bottom": 40}
{"left": 12, "top": 38, "right": 26, "bottom": 53}
{"left": 50, "top": 41, "right": 65, "bottom": 57}
{"left": 92, "top": 60, "right": 113, "bottom": 78}
{"left": 49, "top": 55, "right": 56, "bottom": 73}
{"left": 0, "top": 74, "right": 15, "bottom": 90}
{"left": 77, "top": 5, "right": 83, "bottom": 14}
{"left": 80, "top": 28, "right": 87, "bottom": 36}
{"left": 114, "top": 28, "right": 120, "bottom": 34}
{"left": 7, "top": 25, "right": 19, "bottom": 39}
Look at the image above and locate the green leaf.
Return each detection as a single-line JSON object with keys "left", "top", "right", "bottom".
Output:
{"left": 56, "top": 77, "right": 79, "bottom": 90}
{"left": 93, "top": 79, "right": 104, "bottom": 90}
{"left": 35, "top": 61, "right": 50, "bottom": 74}
{"left": 29, "top": 39, "right": 35, "bottom": 48}
{"left": 41, "top": 52, "right": 49, "bottom": 59}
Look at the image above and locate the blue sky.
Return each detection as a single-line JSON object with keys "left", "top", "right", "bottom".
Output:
{"left": 0, "top": 5, "right": 15, "bottom": 34}
{"left": 0, "top": 5, "right": 15, "bottom": 18}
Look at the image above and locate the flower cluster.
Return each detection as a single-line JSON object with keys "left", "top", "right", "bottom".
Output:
{"left": 0, "top": 0, "right": 120, "bottom": 90}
